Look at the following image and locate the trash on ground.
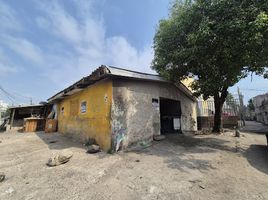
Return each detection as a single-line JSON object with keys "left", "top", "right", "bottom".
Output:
{"left": 199, "top": 184, "right": 205, "bottom": 189}
{"left": 0, "top": 173, "right": 5, "bottom": 182}
{"left": 5, "top": 187, "right": 15, "bottom": 194}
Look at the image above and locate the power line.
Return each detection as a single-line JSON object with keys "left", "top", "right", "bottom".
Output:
{"left": 0, "top": 90, "right": 16, "bottom": 104}
{"left": 0, "top": 85, "right": 32, "bottom": 104}
{"left": 239, "top": 88, "right": 268, "bottom": 92}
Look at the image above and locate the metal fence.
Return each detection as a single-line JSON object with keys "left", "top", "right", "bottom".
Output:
{"left": 197, "top": 99, "right": 240, "bottom": 117}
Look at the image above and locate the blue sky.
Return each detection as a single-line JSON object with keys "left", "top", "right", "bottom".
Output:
{"left": 0, "top": 0, "right": 267, "bottom": 105}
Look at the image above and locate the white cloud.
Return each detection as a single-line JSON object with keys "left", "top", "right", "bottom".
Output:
{"left": 106, "top": 37, "right": 153, "bottom": 71}
{"left": 0, "top": 0, "right": 154, "bottom": 89}
{"left": 0, "top": 63, "right": 18, "bottom": 75}
{"left": 1, "top": 36, "right": 44, "bottom": 64}
{"left": 0, "top": 1, "right": 22, "bottom": 31}
{"left": 34, "top": 1, "right": 154, "bottom": 87}
{"left": 0, "top": 48, "right": 20, "bottom": 76}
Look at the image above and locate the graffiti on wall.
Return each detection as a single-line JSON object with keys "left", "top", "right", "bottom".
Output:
{"left": 111, "top": 96, "right": 127, "bottom": 152}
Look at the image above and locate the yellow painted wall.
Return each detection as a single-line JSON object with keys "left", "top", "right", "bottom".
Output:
{"left": 56, "top": 79, "right": 112, "bottom": 151}
{"left": 181, "top": 78, "right": 194, "bottom": 92}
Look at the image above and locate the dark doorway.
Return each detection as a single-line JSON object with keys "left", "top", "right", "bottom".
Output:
{"left": 160, "top": 98, "right": 181, "bottom": 134}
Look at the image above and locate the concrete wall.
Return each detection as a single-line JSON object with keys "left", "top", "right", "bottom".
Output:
{"left": 56, "top": 79, "right": 112, "bottom": 151}
{"left": 197, "top": 116, "right": 238, "bottom": 130}
{"left": 111, "top": 79, "right": 197, "bottom": 149}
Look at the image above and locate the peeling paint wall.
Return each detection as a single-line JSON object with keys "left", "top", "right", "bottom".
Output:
{"left": 56, "top": 79, "right": 112, "bottom": 151}
{"left": 112, "top": 79, "right": 197, "bottom": 148}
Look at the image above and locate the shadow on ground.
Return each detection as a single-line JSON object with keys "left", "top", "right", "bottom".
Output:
{"left": 245, "top": 144, "right": 268, "bottom": 175}
{"left": 35, "top": 131, "right": 86, "bottom": 151}
{"left": 132, "top": 133, "right": 238, "bottom": 172}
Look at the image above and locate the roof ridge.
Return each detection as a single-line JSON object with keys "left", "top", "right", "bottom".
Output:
{"left": 106, "top": 65, "right": 159, "bottom": 77}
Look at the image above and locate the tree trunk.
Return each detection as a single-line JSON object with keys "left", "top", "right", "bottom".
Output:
{"left": 213, "top": 98, "right": 224, "bottom": 133}
{"left": 212, "top": 89, "right": 228, "bottom": 133}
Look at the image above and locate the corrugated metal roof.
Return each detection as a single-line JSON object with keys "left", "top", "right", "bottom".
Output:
{"left": 9, "top": 104, "right": 46, "bottom": 109}
{"left": 106, "top": 66, "right": 164, "bottom": 82}
{"left": 47, "top": 65, "right": 196, "bottom": 102}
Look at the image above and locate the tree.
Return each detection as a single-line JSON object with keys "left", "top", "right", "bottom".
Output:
{"left": 153, "top": 0, "right": 268, "bottom": 132}
{"left": 248, "top": 99, "right": 255, "bottom": 111}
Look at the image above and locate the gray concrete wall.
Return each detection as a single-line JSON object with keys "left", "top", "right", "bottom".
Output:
{"left": 111, "top": 79, "right": 197, "bottom": 149}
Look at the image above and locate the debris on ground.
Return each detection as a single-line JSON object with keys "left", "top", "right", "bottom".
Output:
{"left": 153, "top": 135, "right": 166, "bottom": 141}
{"left": 49, "top": 140, "right": 58, "bottom": 144}
{"left": 86, "top": 144, "right": 100, "bottom": 154}
{"left": 189, "top": 179, "right": 202, "bottom": 184}
{"left": 235, "top": 128, "right": 241, "bottom": 137}
{"left": 195, "top": 129, "right": 212, "bottom": 135}
{"left": 46, "top": 150, "right": 73, "bottom": 167}
{"left": 0, "top": 173, "right": 5, "bottom": 182}
{"left": 199, "top": 184, "right": 205, "bottom": 189}
{"left": 5, "top": 187, "right": 15, "bottom": 194}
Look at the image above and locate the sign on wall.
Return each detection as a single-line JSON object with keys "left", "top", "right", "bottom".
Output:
{"left": 80, "top": 101, "right": 87, "bottom": 113}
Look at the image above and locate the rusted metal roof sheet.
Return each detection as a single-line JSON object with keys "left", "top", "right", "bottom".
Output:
{"left": 47, "top": 65, "right": 196, "bottom": 102}
{"left": 106, "top": 66, "right": 164, "bottom": 82}
{"left": 9, "top": 104, "right": 46, "bottom": 109}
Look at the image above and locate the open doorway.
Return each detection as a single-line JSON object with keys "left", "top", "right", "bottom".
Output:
{"left": 160, "top": 98, "right": 181, "bottom": 134}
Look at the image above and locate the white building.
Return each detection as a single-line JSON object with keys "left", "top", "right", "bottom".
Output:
{"left": 253, "top": 93, "right": 268, "bottom": 125}
{"left": 0, "top": 100, "right": 8, "bottom": 124}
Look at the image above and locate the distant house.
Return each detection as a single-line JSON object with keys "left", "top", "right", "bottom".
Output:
{"left": 48, "top": 65, "right": 197, "bottom": 151}
{"left": 7, "top": 104, "right": 50, "bottom": 131}
{"left": 181, "top": 78, "right": 239, "bottom": 129}
{"left": 253, "top": 93, "right": 268, "bottom": 125}
{"left": 0, "top": 100, "right": 8, "bottom": 124}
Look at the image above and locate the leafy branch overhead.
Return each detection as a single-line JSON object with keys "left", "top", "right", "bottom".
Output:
{"left": 153, "top": 0, "right": 268, "bottom": 132}
{"left": 153, "top": 0, "right": 268, "bottom": 100}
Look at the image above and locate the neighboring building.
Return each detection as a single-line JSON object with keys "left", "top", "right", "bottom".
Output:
{"left": 0, "top": 100, "right": 8, "bottom": 124}
{"left": 48, "top": 65, "right": 197, "bottom": 151}
{"left": 253, "top": 93, "right": 268, "bottom": 125}
{"left": 181, "top": 78, "right": 239, "bottom": 129}
{"left": 7, "top": 104, "right": 50, "bottom": 131}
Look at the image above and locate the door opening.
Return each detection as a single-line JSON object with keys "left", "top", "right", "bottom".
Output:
{"left": 160, "top": 98, "right": 182, "bottom": 134}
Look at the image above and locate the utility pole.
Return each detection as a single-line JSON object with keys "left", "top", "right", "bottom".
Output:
{"left": 30, "top": 97, "right": 33, "bottom": 105}
{"left": 237, "top": 87, "right": 245, "bottom": 127}
{"left": 0, "top": 105, "right": 2, "bottom": 124}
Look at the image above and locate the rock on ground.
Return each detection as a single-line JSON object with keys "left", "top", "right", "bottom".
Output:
{"left": 153, "top": 135, "right": 166, "bottom": 141}
{"left": 87, "top": 144, "right": 100, "bottom": 154}
{"left": 47, "top": 150, "right": 73, "bottom": 167}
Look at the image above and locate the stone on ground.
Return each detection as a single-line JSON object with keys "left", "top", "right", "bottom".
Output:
{"left": 87, "top": 144, "right": 100, "bottom": 154}
{"left": 47, "top": 150, "right": 73, "bottom": 167}
{"left": 153, "top": 135, "right": 166, "bottom": 141}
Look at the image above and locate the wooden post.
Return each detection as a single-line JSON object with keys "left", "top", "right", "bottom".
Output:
{"left": 10, "top": 108, "right": 15, "bottom": 130}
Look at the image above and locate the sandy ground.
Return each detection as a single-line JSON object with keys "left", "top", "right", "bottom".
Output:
{"left": 0, "top": 121, "right": 268, "bottom": 200}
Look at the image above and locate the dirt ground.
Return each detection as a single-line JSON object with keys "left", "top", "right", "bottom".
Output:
{"left": 0, "top": 121, "right": 268, "bottom": 200}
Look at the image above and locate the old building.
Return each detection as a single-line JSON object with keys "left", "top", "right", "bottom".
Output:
{"left": 253, "top": 93, "right": 268, "bottom": 125}
{"left": 7, "top": 104, "right": 50, "bottom": 131}
{"left": 48, "top": 65, "right": 197, "bottom": 151}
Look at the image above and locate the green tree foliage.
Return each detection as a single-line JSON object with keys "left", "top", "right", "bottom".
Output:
{"left": 153, "top": 0, "right": 268, "bottom": 132}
